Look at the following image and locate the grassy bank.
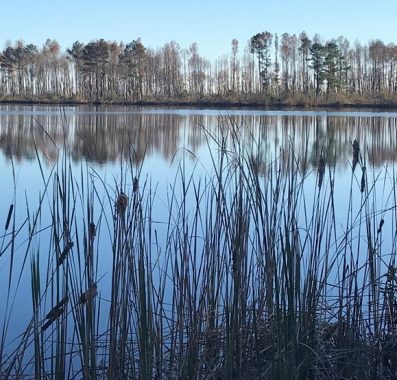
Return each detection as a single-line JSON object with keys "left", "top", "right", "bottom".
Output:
{"left": 0, "top": 119, "right": 397, "bottom": 379}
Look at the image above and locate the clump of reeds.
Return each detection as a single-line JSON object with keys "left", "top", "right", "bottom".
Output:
{"left": 1, "top": 117, "right": 397, "bottom": 379}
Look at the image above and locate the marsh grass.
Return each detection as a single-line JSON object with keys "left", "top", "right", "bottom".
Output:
{"left": 1, "top": 117, "right": 397, "bottom": 379}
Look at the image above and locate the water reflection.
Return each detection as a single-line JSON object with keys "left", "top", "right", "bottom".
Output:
{"left": 1, "top": 105, "right": 397, "bottom": 170}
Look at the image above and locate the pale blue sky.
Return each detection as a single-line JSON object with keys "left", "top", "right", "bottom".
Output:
{"left": 1, "top": 1, "right": 396, "bottom": 58}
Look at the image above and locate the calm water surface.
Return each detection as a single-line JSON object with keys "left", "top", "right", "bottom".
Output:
{"left": 1, "top": 104, "right": 397, "bottom": 357}
{"left": 1, "top": 104, "right": 396, "bottom": 224}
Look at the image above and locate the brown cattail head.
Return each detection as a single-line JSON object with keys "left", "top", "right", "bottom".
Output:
{"left": 89, "top": 222, "right": 96, "bottom": 239}
{"left": 318, "top": 154, "right": 325, "bottom": 189}
{"left": 352, "top": 139, "right": 360, "bottom": 172}
{"left": 387, "top": 264, "right": 397, "bottom": 282}
{"left": 116, "top": 193, "right": 128, "bottom": 214}
{"left": 80, "top": 283, "right": 98, "bottom": 304}
{"left": 360, "top": 166, "right": 366, "bottom": 193}
{"left": 133, "top": 177, "right": 139, "bottom": 193}
{"left": 353, "top": 139, "right": 360, "bottom": 156}
{"left": 377, "top": 219, "right": 385, "bottom": 234}
{"left": 42, "top": 308, "right": 64, "bottom": 331}
{"left": 5, "top": 204, "right": 13, "bottom": 231}
{"left": 45, "top": 307, "right": 63, "bottom": 321}
{"left": 42, "top": 297, "right": 67, "bottom": 331}
{"left": 45, "top": 299, "right": 67, "bottom": 320}
{"left": 57, "top": 241, "right": 74, "bottom": 266}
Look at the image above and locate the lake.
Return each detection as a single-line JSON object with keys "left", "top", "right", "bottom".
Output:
{"left": 1, "top": 105, "right": 397, "bottom": 378}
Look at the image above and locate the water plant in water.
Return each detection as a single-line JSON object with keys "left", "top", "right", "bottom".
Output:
{"left": 1, "top": 119, "right": 397, "bottom": 379}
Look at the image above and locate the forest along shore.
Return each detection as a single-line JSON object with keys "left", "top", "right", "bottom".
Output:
{"left": 1, "top": 33, "right": 397, "bottom": 106}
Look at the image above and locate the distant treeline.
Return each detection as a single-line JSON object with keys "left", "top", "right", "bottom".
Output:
{"left": 0, "top": 32, "right": 396, "bottom": 105}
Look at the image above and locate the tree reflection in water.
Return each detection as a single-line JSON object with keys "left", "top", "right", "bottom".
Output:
{"left": 0, "top": 105, "right": 396, "bottom": 172}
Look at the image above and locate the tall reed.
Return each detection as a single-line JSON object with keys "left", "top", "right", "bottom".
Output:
{"left": 1, "top": 117, "right": 397, "bottom": 379}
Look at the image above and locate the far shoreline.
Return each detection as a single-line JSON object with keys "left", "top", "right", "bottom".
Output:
{"left": 2, "top": 98, "right": 397, "bottom": 112}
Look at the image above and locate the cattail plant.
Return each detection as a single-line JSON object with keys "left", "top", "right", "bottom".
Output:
{"left": 1, "top": 117, "right": 397, "bottom": 379}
